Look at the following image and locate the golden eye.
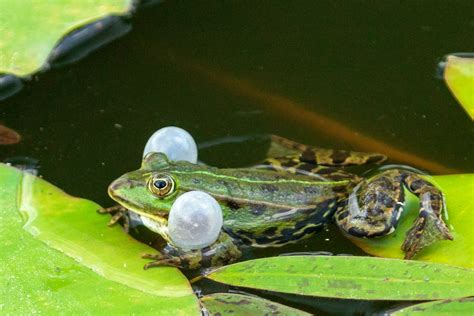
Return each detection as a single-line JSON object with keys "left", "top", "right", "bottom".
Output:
{"left": 148, "top": 175, "right": 175, "bottom": 198}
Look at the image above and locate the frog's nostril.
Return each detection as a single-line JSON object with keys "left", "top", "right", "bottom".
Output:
{"left": 109, "top": 177, "right": 140, "bottom": 195}
{"left": 108, "top": 178, "right": 127, "bottom": 195}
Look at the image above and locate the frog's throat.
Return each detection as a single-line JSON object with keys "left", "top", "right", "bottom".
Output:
{"left": 129, "top": 207, "right": 168, "bottom": 225}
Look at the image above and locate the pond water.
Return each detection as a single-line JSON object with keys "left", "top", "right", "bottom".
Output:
{"left": 1, "top": 2, "right": 473, "bottom": 315}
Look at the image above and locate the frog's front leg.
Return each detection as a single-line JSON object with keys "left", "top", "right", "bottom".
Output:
{"left": 97, "top": 205, "right": 130, "bottom": 232}
{"left": 335, "top": 169, "right": 453, "bottom": 259}
{"left": 142, "top": 233, "right": 241, "bottom": 270}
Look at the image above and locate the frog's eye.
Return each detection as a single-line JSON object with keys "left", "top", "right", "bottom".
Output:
{"left": 148, "top": 175, "right": 175, "bottom": 198}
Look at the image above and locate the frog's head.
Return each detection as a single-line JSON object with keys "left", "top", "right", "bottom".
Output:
{"left": 108, "top": 152, "right": 188, "bottom": 217}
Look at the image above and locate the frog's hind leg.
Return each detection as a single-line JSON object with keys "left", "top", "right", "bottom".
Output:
{"left": 267, "top": 135, "right": 387, "bottom": 166}
{"left": 401, "top": 174, "right": 453, "bottom": 259}
{"left": 335, "top": 170, "right": 453, "bottom": 259}
{"left": 257, "top": 135, "right": 386, "bottom": 180}
{"left": 256, "top": 155, "right": 360, "bottom": 181}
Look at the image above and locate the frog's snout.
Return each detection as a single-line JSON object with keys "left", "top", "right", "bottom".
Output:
{"left": 107, "top": 176, "right": 135, "bottom": 200}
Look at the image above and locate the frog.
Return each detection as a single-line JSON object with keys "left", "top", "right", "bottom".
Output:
{"left": 99, "top": 135, "right": 453, "bottom": 270}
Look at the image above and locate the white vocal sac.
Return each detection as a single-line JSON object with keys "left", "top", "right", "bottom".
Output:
{"left": 143, "top": 126, "right": 198, "bottom": 163}
{"left": 168, "top": 191, "right": 223, "bottom": 250}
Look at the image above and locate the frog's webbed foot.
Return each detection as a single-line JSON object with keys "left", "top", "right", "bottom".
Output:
{"left": 142, "top": 249, "right": 205, "bottom": 270}
{"left": 142, "top": 233, "right": 242, "bottom": 270}
{"left": 142, "top": 253, "right": 183, "bottom": 269}
{"left": 97, "top": 205, "right": 130, "bottom": 233}
{"left": 401, "top": 210, "right": 453, "bottom": 259}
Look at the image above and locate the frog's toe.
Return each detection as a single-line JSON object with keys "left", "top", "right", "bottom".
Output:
{"left": 142, "top": 253, "right": 162, "bottom": 260}
{"left": 401, "top": 212, "right": 453, "bottom": 259}
{"left": 97, "top": 205, "right": 123, "bottom": 214}
{"left": 142, "top": 253, "right": 181, "bottom": 269}
{"left": 97, "top": 208, "right": 107, "bottom": 214}
{"left": 108, "top": 211, "right": 125, "bottom": 226}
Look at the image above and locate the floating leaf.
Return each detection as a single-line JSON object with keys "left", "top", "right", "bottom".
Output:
{"left": 205, "top": 256, "right": 474, "bottom": 301}
{"left": 0, "top": 124, "right": 21, "bottom": 145}
{"left": 443, "top": 54, "right": 474, "bottom": 120}
{"left": 0, "top": 0, "right": 131, "bottom": 76}
{"left": 0, "top": 163, "right": 200, "bottom": 314}
{"left": 350, "top": 174, "right": 474, "bottom": 268}
{"left": 201, "top": 293, "right": 310, "bottom": 316}
{"left": 389, "top": 297, "right": 474, "bottom": 315}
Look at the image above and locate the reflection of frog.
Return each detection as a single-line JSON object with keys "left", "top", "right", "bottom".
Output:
{"left": 100, "top": 135, "right": 453, "bottom": 270}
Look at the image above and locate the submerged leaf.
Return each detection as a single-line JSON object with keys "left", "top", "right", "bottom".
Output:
{"left": 0, "top": 0, "right": 131, "bottom": 76}
{"left": 0, "top": 163, "right": 200, "bottom": 314}
{"left": 201, "top": 293, "right": 310, "bottom": 316}
{"left": 0, "top": 124, "right": 21, "bottom": 145}
{"left": 205, "top": 256, "right": 474, "bottom": 301}
{"left": 389, "top": 297, "right": 474, "bottom": 315}
{"left": 350, "top": 174, "right": 474, "bottom": 268}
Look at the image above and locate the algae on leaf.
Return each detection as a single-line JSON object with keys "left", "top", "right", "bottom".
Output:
{"left": 0, "top": 0, "right": 131, "bottom": 76}
{"left": 206, "top": 256, "right": 474, "bottom": 301}
{"left": 0, "top": 164, "right": 200, "bottom": 315}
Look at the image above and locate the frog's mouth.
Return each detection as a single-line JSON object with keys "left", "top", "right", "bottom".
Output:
{"left": 107, "top": 182, "right": 169, "bottom": 222}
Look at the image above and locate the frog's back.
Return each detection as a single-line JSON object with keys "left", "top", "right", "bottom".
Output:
{"left": 173, "top": 166, "right": 349, "bottom": 247}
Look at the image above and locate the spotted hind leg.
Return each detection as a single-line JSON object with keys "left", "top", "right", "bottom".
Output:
{"left": 255, "top": 135, "right": 386, "bottom": 180}
{"left": 267, "top": 135, "right": 387, "bottom": 166}
{"left": 335, "top": 169, "right": 452, "bottom": 259}
{"left": 401, "top": 173, "right": 453, "bottom": 259}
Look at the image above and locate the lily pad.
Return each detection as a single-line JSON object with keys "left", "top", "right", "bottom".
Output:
{"left": 0, "top": 0, "right": 131, "bottom": 76}
{"left": 205, "top": 256, "right": 474, "bottom": 301}
{"left": 389, "top": 297, "right": 474, "bottom": 315}
{"left": 443, "top": 54, "right": 474, "bottom": 120}
{"left": 201, "top": 293, "right": 310, "bottom": 316}
{"left": 350, "top": 174, "right": 474, "bottom": 268}
{"left": 0, "top": 163, "right": 200, "bottom": 314}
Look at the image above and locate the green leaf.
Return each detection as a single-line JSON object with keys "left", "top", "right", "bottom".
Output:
{"left": 349, "top": 174, "right": 474, "bottom": 268}
{"left": 0, "top": 163, "right": 200, "bottom": 314}
{"left": 444, "top": 55, "right": 474, "bottom": 120}
{"left": 0, "top": 0, "right": 131, "bottom": 76}
{"left": 201, "top": 293, "right": 310, "bottom": 316}
{"left": 389, "top": 297, "right": 474, "bottom": 315}
{"left": 205, "top": 256, "right": 474, "bottom": 301}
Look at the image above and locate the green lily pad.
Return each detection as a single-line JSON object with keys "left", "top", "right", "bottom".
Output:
{"left": 350, "top": 174, "right": 474, "bottom": 268}
{"left": 205, "top": 256, "right": 474, "bottom": 301}
{"left": 0, "top": 163, "right": 200, "bottom": 314}
{"left": 201, "top": 293, "right": 310, "bottom": 316}
{"left": 0, "top": 0, "right": 131, "bottom": 76}
{"left": 389, "top": 297, "right": 474, "bottom": 315}
{"left": 444, "top": 55, "right": 474, "bottom": 120}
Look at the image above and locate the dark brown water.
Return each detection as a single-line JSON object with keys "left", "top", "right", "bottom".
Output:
{"left": 1, "top": 2, "right": 473, "bottom": 315}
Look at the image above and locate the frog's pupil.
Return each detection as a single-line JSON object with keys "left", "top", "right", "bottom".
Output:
{"left": 154, "top": 180, "right": 167, "bottom": 189}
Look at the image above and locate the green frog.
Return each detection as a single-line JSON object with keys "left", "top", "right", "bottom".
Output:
{"left": 100, "top": 135, "right": 453, "bottom": 270}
